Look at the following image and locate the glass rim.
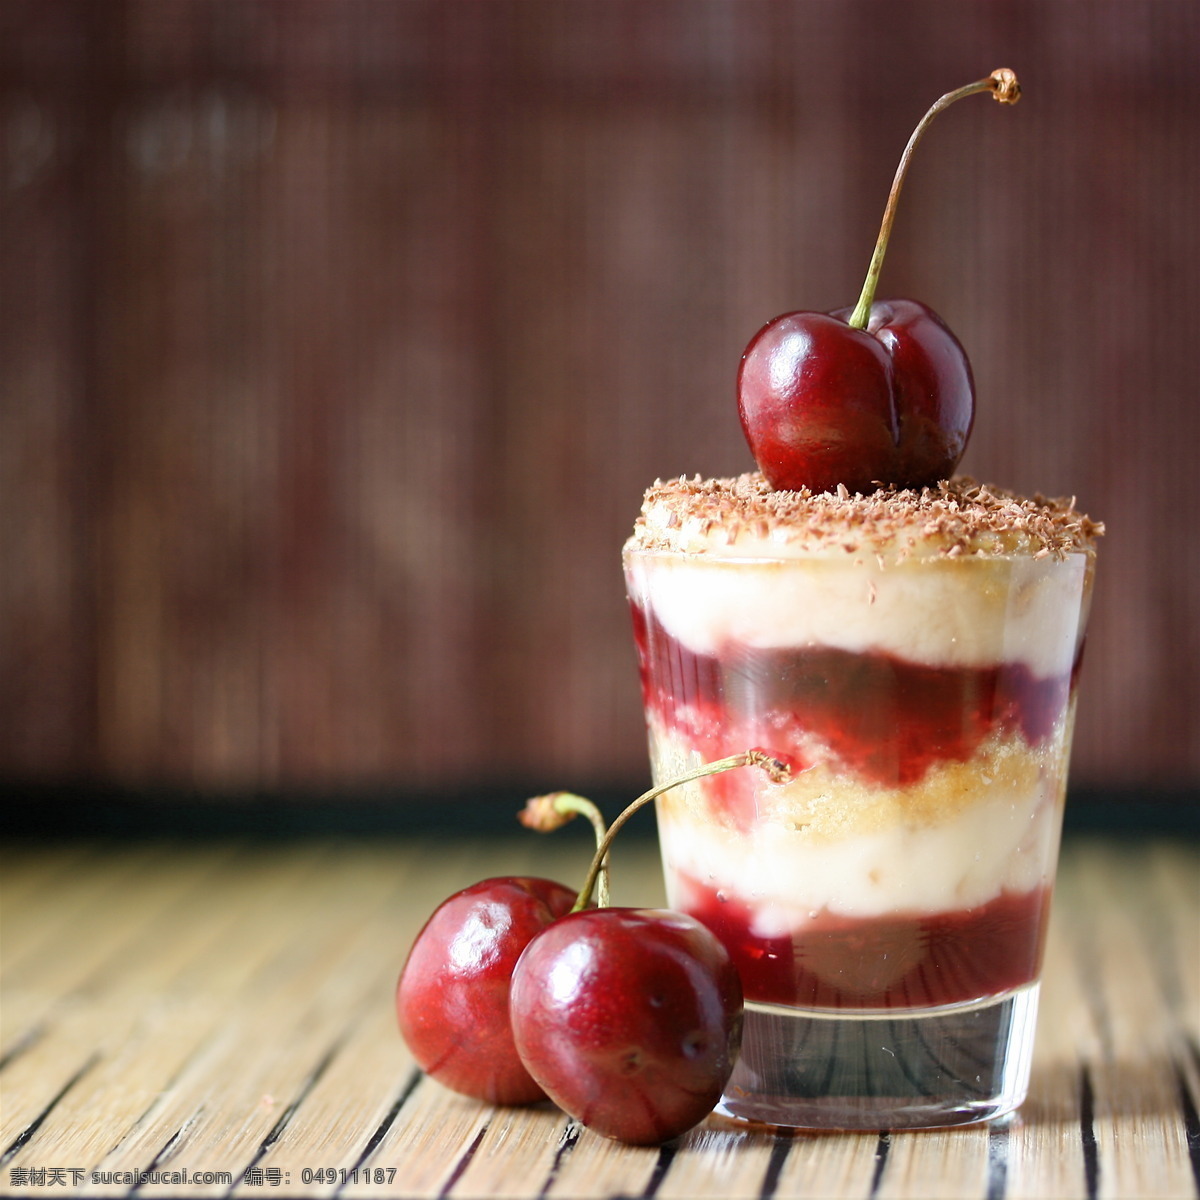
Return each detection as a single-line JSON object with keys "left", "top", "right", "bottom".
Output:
{"left": 621, "top": 543, "right": 1096, "bottom": 569}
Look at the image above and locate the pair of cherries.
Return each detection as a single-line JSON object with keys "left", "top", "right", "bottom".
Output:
{"left": 395, "top": 754, "right": 784, "bottom": 1146}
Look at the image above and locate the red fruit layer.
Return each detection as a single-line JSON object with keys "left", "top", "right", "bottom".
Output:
{"left": 631, "top": 601, "right": 1077, "bottom": 788}
{"left": 680, "top": 873, "right": 1052, "bottom": 1010}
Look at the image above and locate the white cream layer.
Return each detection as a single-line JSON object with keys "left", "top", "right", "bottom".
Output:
{"left": 625, "top": 551, "right": 1089, "bottom": 678}
{"left": 650, "top": 726, "right": 1069, "bottom": 936}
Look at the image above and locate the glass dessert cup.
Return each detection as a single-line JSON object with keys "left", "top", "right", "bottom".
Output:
{"left": 623, "top": 490, "right": 1096, "bottom": 1130}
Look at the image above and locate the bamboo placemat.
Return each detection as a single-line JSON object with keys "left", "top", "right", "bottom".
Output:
{"left": 1, "top": 835, "right": 1197, "bottom": 1199}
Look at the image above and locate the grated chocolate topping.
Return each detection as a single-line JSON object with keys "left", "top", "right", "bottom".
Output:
{"left": 625, "top": 473, "right": 1103, "bottom": 561}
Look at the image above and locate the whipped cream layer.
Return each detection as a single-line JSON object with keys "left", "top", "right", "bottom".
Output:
{"left": 624, "top": 474, "right": 1100, "bottom": 676}
{"left": 650, "top": 718, "right": 1071, "bottom": 934}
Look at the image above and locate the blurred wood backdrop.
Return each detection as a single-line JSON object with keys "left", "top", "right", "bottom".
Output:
{"left": 2, "top": 0, "right": 1198, "bottom": 806}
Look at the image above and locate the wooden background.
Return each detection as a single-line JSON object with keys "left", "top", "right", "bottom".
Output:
{"left": 2, "top": 1, "right": 1198, "bottom": 808}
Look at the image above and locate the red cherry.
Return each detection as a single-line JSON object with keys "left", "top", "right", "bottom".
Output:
{"left": 509, "top": 907, "right": 743, "bottom": 1145}
{"left": 737, "top": 309, "right": 899, "bottom": 495}
{"left": 738, "top": 298, "right": 973, "bottom": 493}
{"left": 396, "top": 876, "right": 577, "bottom": 1104}
{"left": 738, "top": 70, "right": 1019, "bottom": 495}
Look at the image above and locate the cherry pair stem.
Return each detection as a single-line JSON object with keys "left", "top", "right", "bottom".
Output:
{"left": 570, "top": 750, "right": 790, "bottom": 914}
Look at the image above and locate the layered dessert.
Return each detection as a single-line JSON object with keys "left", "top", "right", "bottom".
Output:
{"left": 624, "top": 472, "right": 1100, "bottom": 1014}
{"left": 616, "top": 70, "right": 1098, "bottom": 1129}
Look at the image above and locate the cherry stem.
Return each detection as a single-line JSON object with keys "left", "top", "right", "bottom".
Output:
{"left": 846, "top": 68, "right": 1021, "bottom": 331}
{"left": 520, "top": 791, "right": 611, "bottom": 907}
{"left": 569, "top": 751, "right": 791, "bottom": 914}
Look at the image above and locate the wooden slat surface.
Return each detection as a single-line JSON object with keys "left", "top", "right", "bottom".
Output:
{"left": 1, "top": 836, "right": 1197, "bottom": 1199}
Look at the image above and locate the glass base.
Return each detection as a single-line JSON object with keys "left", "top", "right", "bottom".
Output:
{"left": 717, "top": 984, "right": 1039, "bottom": 1130}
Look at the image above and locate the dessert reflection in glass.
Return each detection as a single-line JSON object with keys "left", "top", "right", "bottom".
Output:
{"left": 624, "top": 473, "right": 1101, "bottom": 1129}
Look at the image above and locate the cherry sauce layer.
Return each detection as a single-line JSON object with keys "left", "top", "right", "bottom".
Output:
{"left": 630, "top": 601, "right": 1079, "bottom": 791}
{"left": 677, "top": 871, "right": 1052, "bottom": 1010}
